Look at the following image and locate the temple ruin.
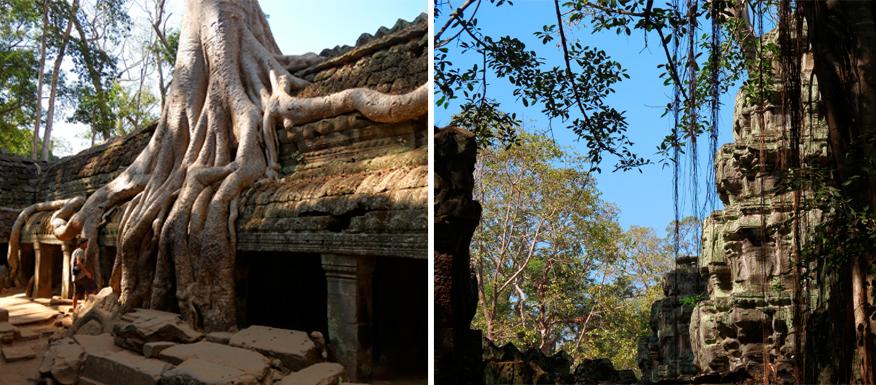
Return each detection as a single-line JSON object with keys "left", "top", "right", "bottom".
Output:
{"left": 639, "top": 34, "right": 832, "bottom": 384}
{"left": 1, "top": 14, "right": 427, "bottom": 383}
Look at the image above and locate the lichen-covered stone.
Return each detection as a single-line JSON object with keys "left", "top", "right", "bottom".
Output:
{"left": 637, "top": 257, "right": 705, "bottom": 384}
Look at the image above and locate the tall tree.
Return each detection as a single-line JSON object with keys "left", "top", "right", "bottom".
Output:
{"left": 42, "top": 0, "right": 79, "bottom": 161}
{"left": 471, "top": 131, "right": 672, "bottom": 369}
{"left": 0, "top": 0, "right": 40, "bottom": 157}
{"left": 31, "top": 0, "right": 48, "bottom": 159}
{"left": 17, "top": 0, "right": 429, "bottom": 331}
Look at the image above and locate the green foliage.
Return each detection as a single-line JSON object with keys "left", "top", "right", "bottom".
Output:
{"left": 799, "top": 170, "right": 876, "bottom": 272}
{"left": 435, "top": 1, "right": 645, "bottom": 172}
{"left": 66, "top": 0, "right": 130, "bottom": 142}
{"left": 680, "top": 293, "right": 706, "bottom": 309}
{"left": 0, "top": 0, "right": 40, "bottom": 155}
{"left": 471, "top": 131, "right": 675, "bottom": 371}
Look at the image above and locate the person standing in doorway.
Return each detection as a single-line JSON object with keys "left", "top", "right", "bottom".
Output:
{"left": 71, "top": 238, "right": 96, "bottom": 310}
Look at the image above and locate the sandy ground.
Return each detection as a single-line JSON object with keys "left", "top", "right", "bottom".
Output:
{"left": 0, "top": 288, "right": 71, "bottom": 385}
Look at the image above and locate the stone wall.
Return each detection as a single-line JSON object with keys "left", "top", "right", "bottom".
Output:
{"left": 434, "top": 127, "right": 484, "bottom": 385}
{"left": 635, "top": 32, "right": 833, "bottom": 384}
{"left": 0, "top": 155, "right": 41, "bottom": 242}
{"left": 2, "top": 14, "right": 428, "bottom": 259}
{"left": 38, "top": 124, "right": 155, "bottom": 202}
{"left": 235, "top": 13, "right": 428, "bottom": 259}
{"left": 637, "top": 256, "right": 705, "bottom": 384}
{"left": 685, "top": 46, "right": 826, "bottom": 384}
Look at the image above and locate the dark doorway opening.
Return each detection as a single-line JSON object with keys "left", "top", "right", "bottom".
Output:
{"left": 372, "top": 257, "right": 427, "bottom": 381}
{"left": 0, "top": 243, "right": 7, "bottom": 268}
{"left": 35, "top": 243, "right": 63, "bottom": 298}
{"left": 19, "top": 243, "right": 35, "bottom": 289}
{"left": 235, "top": 251, "right": 327, "bottom": 335}
{"left": 99, "top": 246, "right": 116, "bottom": 286}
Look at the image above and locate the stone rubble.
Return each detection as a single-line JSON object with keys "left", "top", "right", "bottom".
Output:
{"left": 36, "top": 307, "right": 347, "bottom": 385}
{"left": 228, "top": 325, "right": 320, "bottom": 371}
{"left": 113, "top": 308, "right": 204, "bottom": 352}
{"left": 481, "top": 339, "right": 636, "bottom": 385}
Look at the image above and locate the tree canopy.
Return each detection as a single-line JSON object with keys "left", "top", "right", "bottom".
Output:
{"left": 471, "top": 131, "right": 682, "bottom": 370}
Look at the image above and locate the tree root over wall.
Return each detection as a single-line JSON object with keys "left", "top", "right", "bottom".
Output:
{"left": 6, "top": 0, "right": 427, "bottom": 332}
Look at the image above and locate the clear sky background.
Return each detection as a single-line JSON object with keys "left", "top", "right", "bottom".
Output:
{"left": 53, "top": 0, "right": 428, "bottom": 156}
{"left": 434, "top": 0, "right": 742, "bottom": 236}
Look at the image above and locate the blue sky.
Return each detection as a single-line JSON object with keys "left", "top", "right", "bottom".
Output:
{"left": 257, "top": 0, "right": 427, "bottom": 54}
{"left": 56, "top": 0, "right": 428, "bottom": 156}
{"left": 434, "top": 1, "right": 741, "bottom": 236}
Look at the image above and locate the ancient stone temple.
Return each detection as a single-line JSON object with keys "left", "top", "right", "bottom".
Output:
{"left": 639, "top": 35, "right": 830, "bottom": 384}
{"left": 637, "top": 256, "right": 705, "bottom": 384}
{"left": 1, "top": 15, "right": 427, "bottom": 383}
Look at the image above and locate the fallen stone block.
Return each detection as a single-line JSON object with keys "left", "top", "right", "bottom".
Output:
{"left": 229, "top": 325, "right": 320, "bottom": 371}
{"left": 75, "top": 287, "right": 119, "bottom": 319}
{"left": 39, "top": 337, "right": 85, "bottom": 385}
{"left": 75, "top": 333, "right": 123, "bottom": 356}
{"left": 159, "top": 358, "right": 260, "bottom": 385}
{"left": 76, "top": 318, "right": 105, "bottom": 336}
{"left": 2, "top": 344, "right": 37, "bottom": 362}
{"left": 158, "top": 341, "right": 270, "bottom": 381}
{"left": 50, "top": 297, "right": 73, "bottom": 306}
{"left": 205, "top": 331, "right": 232, "bottom": 345}
{"left": 143, "top": 341, "right": 175, "bottom": 358}
{"left": 278, "top": 362, "right": 345, "bottom": 385}
{"left": 0, "top": 321, "right": 20, "bottom": 343}
{"left": 18, "top": 329, "right": 41, "bottom": 341}
{"left": 81, "top": 349, "right": 172, "bottom": 385}
{"left": 113, "top": 308, "right": 203, "bottom": 352}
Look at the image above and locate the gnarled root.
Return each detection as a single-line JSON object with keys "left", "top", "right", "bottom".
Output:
{"left": 42, "top": 0, "right": 426, "bottom": 331}
{"left": 6, "top": 197, "right": 83, "bottom": 287}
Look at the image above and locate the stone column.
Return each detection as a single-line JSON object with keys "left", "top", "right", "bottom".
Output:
{"left": 60, "top": 241, "right": 73, "bottom": 298}
{"left": 321, "top": 254, "right": 375, "bottom": 381}
{"left": 33, "top": 242, "right": 53, "bottom": 298}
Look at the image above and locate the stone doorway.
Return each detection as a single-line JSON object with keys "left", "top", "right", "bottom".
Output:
{"left": 34, "top": 243, "right": 63, "bottom": 298}
{"left": 235, "top": 251, "right": 328, "bottom": 335}
{"left": 372, "top": 257, "right": 427, "bottom": 380}
{"left": 18, "top": 243, "right": 35, "bottom": 289}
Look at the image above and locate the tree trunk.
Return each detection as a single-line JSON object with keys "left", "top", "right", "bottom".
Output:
{"left": 32, "top": 0, "right": 48, "bottom": 160}
{"left": 43, "top": 0, "right": 80, "bottom": 162}
{"left": 47, "top": 0, "right": 426, "bottom": 331}
{"left": 72, "top": 15, "right": 111, "bottom": 142}
{"left": 802, "top": 1, "right": 876, "bottom": 383}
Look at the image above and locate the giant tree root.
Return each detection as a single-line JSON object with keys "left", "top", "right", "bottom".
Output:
{"left": 5, "top": 197, "right": 84, "bottom": 287}
{"left": 41, "top": 0, "right": 428, "bottom": 331}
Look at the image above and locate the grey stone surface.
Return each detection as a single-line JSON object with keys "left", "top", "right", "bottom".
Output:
{"left": 113, "top": 308, "right": 203, "bottom": 352}
{"left": 39, "top": 337, "right": 85, "bottom": 384}
{"left": 2, "top": 344, "right": 36, "bottom": 362}
{"left": 158, "top": 358, "right": 259, "bottom": 385}
{"left": 75, "top": 333, "right": 123, "bottom": 355}
{"left": 80, "top": 349, "right": 172, "bottom": 385}
{"left": 143, "top": 341, "right": 176, "bottom": 358}
{"left": 158, "top": 341, "right": 270, "bottom": 381}
{"left": 228, "top": 325, "right": 320, "bottom": 371}
{"left": 637, "top": 257, "right": 704, "bottom": 383}
{"left": 278, "top": 362, "right": 345, "bottom": 385}
{"left": 204, "top": 332, "right": 231, "bottom": 345}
